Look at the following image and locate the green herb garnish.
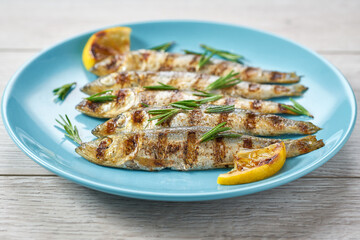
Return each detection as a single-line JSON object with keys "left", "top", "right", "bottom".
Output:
{"left": 205, "top": 105, "right": 235, "bottom": 113}
{"left": 206, "top": 71, "right": 241, "bottom": 90}
{"left": 200, "top": 44, "right": 244, "bottom": 63}
{"left": 281, "top": 98, "right": 313, "bottom": 117}
{"left": 143, "top": 82, "right": 178, "bottom": 90}
{"left": 140, "top": 102, "right": 149, "bottom": 107}
{"left": 198, "top": 50, "right": 216, "bottom": 69}
{"left": 170, "top": 100, "right": 200, "bottom": 110}
{"left": 183, "top": 50, "right": 202, "bottom": 55}
{"left": 56, "top": 114, "right": 82, "bottom": 145}
{"left": 148, "top": 108, "right": 181, "bottom": 125}
{"left": 150, "top": 41, "right": 174, "bottom": 52}
{"left": 53, "top": 82, "right": 76, "bottom": 101}
{"left": 85, "top": 90, "right": 117, "bottom": 102}
{"left": 198, "top": 122, "right": 241, "bottom": 143}
{"left": 196, "top": 94, "right": 223, "bottom": 104}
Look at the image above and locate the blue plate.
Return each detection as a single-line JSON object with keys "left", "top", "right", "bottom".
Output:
{"left": 1, "top": 21, "right": 356, "bottom": 201}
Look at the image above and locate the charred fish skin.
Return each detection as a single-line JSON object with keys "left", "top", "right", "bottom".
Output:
{"left": 91, "top": 105, "right": 321, "bottom": 137}
{"left": 76, "top": 127, "right": 325, "bottom": 171}
{"left": 90, "top": 50, "right": 301, "bottom": 83}
{"left": 81, "top": 71, "right": 307, "bottom": 100}
{"left": 76, "top": 88, "right": 299, "bottom": 118}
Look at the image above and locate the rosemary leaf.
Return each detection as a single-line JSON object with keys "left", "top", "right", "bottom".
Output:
{"left": 206, "top": 70, "right": 241, "bottom": 90}
{"left": 148, "top": 109, "right": 181, "bottom": 125}
{"left": 140, "top": 102, "right": 149, "bottom": 107}
{"left": 183, "top": 50, "right": 202, "bottom": 55}
{"left": 200, "top": 44, "right": 244, "bottom": 63}
{"left": 192, "top": 89, "right": 216, "bottom": 97}
{"left": 85, "top": 90, "right": 117, "bottom": 102}
{"left": 53, "top": 82, "right": 76, "bottom": 101}
{"left": 281, "top": 98, "right": 313, "bottom": 117}
{"left": 150, "top": 41, "right": 174, "bottom": 52}
{"left": 196, "top": 94, "right": 223, "bottom": 104}
{"left": 143, "top": 82, "right": 178, "bottom": 90}
{"left": 56, "top": 114, "right": 82, "bottom": 145}
{"left": 198, "top": 50, "right": 216, "bottom": 69}
{"left": 205, "top": 105, "right": 235, "bottom": 113}
{"left": 199, "top": 122, "right": 232, "bottom": 143}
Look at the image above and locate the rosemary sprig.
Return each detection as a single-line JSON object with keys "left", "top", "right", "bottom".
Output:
{"left": 148, "top": 108, "right": 181, "bottom": 125}
{"left": 199, "top": 122, "right": 236, "bottom": 143}
{"left": 85, "top": 90, "right": 117, "bottom": 102}
{"left": 198, "top": 50, "right": 216, "bottom": 69}
{"left": 196, "top": 94, "right": 223, "bottom": 104}
{"left": 140, "top": 102, "right": 149, "bottom": 107}
{"left": 56, "top": 114, "right": 82, "bottom": 145}
{"left": 183, "top": 50, "right": 202, "bottom": 55}
{"left": 200, "top": 44, "right": 244, "bottom": 63}
{"left": 205, "top": 105, "right": 235, "bottom": 113}
{"left": 192, "top": 89, "right": 216, "bottom": 97}
{"left": 150, "top": 41, "right": 175, "bottom": 51}
{"left": 143, "top": 82, "right": 178, "bottom": 90}
{"left": 206, "top": 71, "right": 241, "bottom": 90}
{"left": 281, "top": 98, "right": 313, "bottom": 117}
{"left": 170, "top": 100, "right": 200, "bottom": 110}
{"left": 53, "top": 82, "right": 76, "bottom": 100}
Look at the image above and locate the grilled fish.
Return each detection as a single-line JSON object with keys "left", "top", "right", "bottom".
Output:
{"left": 76, "top": 88, "right": 299, "bottom": 118}
{"left": 76, "top": 127, "right": 325, "bottom": 171}
{"left": 92, "top": 105, "right": 320, "bottom": 137}
{"left": 90, "top": 50, "right": 300, "bottom": 83}
{"left": 81, "top": 71, "right": 307, "bottom": 100}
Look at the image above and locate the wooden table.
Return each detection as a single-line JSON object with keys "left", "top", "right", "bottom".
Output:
{"left": 1, "top": 0, "right": 359, "bottom": 238}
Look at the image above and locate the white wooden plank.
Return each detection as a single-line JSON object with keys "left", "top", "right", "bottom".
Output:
{"left": 0, "top": 0, "right": 359, "bottom": 51}
{"left": 1, "top": 176, "right": 360, "bottom": 239}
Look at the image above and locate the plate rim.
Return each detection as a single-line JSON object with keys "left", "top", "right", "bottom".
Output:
{"left": 1, "top": 20, "right": 357, "bottom": 201}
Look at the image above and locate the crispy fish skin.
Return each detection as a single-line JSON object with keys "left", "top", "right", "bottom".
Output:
{"left": 91, "top": 105, "right": 321, "bottom": 137}
{"left": 90, "top": 50, "right": 300, "bottom": 83}
{"left": 81, "top": 71, "right": 307, "bottom": 99}
{"left": 76, "top": 127, "right": 325, "bottom": 171}
{"left": 75, "top": 88, "right": 299, "bottom": 118}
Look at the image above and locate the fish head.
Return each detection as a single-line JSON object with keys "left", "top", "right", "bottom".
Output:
{"left": 91, "top": 114, "right": 127, "bottom": 137}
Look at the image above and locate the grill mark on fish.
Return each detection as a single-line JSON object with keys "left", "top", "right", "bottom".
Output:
{"left": 115, "top": 72, "right": 128, "bottom": 85}
{"left": 105, "top": 115, "right": 120, "bottom": 135}
{"left": 271, "top": 72, "right": 283, "bottom": 81}
{"left": 274, "top": 85, "right": 290, "bottom": 93}
{"left": 105, "top": 57, "right": 118, "bottom": 70}
{"left": 268, "top": 115, "right": 284, "bottom": 130}
{"left": 224, "top": 97, "right": 235, "bottom": 105}
{"left": 132, "top": 110, "right": 145, "bottom": 125}
{"left": 187, "top": 55, "right": 200, "bottom": 71}
{"left": 211, "top": 62, "right": 228, "bottom": 76}
{"left": 124, "top": 134, "right": 138, "bottom": 155}
{"left": 245, "top": 112, "right": 257, "bottom": 130}
{"left": 243, "top": 138, "right": 253, "bottom": 149}
{"left": 159, "top": 54, "right": 175, "bottom": 71}
{"left": 184, "top": 131, "right": 198, "bottom": 167}
{"left": 248, "top": 83, "right": 260, "bottom": 92}
{"left": 188, "top": 109, "right": 203, "bottom": 126}
{"left": 86, "top": 101, "right": 100, "bottom": 112}
{"left": 96, "top": 138, "right": 112, "bottom": 159}
{"left": 115, "top": 90, "right": 126, "bottom": 103}
{"left": 157, "top": 132, "right": 168, "bottom": 160}
{"left": 251, "top": 100, "right": 262, "bottom": 110}
{"left": 218, "top": 112, "right": 229, "bottom": 125}
{"left": 214, "top": 137, "right": 226, "bottom": 164}
{"left": 243, "top": 67, "right": 258, "bottom": 80}
{"left": 141, "top": 52, "right": 150, "bottom": 61}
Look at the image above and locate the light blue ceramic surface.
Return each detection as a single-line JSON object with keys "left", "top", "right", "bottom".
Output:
{"left": 1, "top": 21, "right": 356, "bottom": 201}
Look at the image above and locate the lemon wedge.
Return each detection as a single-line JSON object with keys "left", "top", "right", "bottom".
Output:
{"left": 82, "top": 26, "right": 131, "bottom": 70}
{"left": 217, "top": 142, "right": 286, "bottom": 185}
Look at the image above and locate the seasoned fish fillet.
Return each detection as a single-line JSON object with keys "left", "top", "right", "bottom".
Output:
{"left": 81, "top": 71, "right": 307, "bottom": 99}
{"left": 76, "top": 88, "right": 299, "bottom": 118}
{"left": 76, "top": 127, "right": 325, "bottom": 171}
{"left": 92, "top": 105, "right": 320, "bottom": 137}
{"left": 90, "top": 50, "right": 300, "bottom": 83}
